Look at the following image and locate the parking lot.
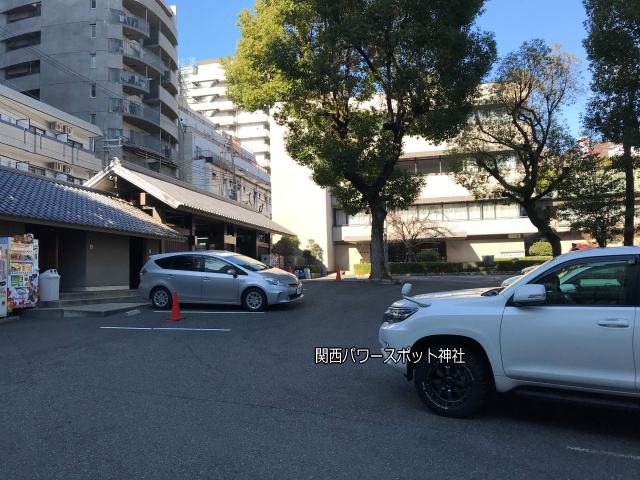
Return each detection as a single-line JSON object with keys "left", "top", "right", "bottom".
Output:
{"left": 2, "top": 275, "right": 640, "bottom": 479}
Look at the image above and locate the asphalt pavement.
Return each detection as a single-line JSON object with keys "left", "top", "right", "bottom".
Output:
{"left": 1, "top": 275, "right": 639, "bottom": 479}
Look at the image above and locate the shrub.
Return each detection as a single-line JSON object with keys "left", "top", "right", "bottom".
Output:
{"left": 389, "top": 262, "right": 465, "bottom": 274}
{"left": 529, "top": 241, "right": 552, "bottom": 257}
{"left": 296, "top": 264, "right": 323, "bottom": 274}
{"left": 416, "top": 250, "right": 440, "bottom": 262}
{"left": 354, "top": 263, "right": 371, "bottom": 275}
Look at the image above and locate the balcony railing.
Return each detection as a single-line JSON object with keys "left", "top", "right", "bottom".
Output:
{"left": 109, "top": 98, "right": 160, "bottom": 124}
{"left": 110, "top": 9, "right": 149, "bottom": 36}
{"left": 110, "top": 39, "right": 165, "bottom": 73}
{"left": 109, "top": 69, "right": 149, "bottom": 93}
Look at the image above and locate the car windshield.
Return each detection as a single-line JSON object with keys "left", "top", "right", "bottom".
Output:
{"left": 225, "top": 254, "right": 269, "bottom": 272}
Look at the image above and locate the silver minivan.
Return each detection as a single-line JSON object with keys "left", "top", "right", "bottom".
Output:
{"left": 138, "top": 251, "right": 303, "bottom": 311}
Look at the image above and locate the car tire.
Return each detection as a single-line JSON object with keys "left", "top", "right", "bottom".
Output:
{"left": 414, "top": 345, "right": 491, "bottom": 418}
{"left": 150, "top": 286, "right": 172, "bottom": 310}
{"left": 242, "top": 287, "right": 267, "bottom": 312}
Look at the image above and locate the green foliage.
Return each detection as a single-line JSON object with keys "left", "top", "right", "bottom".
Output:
{"left": 390, "top": 262, "right": 465, "bottom": 274}
{"left": 416, "top": 250, "right": 441, "bottom": 262}
{"left": 556, "top": 155, "right": 624, "bottom": 247}
{"left": 583, "top": 0, "right": 640, "bottom": 245}
{"left": 272, "top": 235, "right": 300, "bottom": 257}
{"left": 528, "top": 241, "right": 553, "bottom": 257}
{"left": 491, "top": 259, "right": 549, "bottom": 271}
{"left": 225, "top": 0, "right": 496, "bottom": 279}
{"left": 448, "top": 40, "right": 582, "bottom": 257}
{"left": 355, "top": 257, "right": 552, "bottom": 275}
{"left": 296, "top": 264, "right": 323, "bottom": 274}
{"left": 354, "top": 263, "right": 371, "bottom": 275}
{"left": 304, "top": 239, "right": 324, "bottom": 262}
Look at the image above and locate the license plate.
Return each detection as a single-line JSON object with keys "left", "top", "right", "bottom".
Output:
{"left": 296, "top": 287, "right": 302, "bottom": 295}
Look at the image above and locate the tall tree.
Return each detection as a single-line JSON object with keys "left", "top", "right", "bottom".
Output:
{"left": 449, "top": 40, "right": 582, "bottom": 257}
{"left": 583, "top": 0, "right": 640, "bottom": 246}
{"left": 223, "top": 0, "right": 495, "bottom": 280}
{"left": 556, "top": 154, "right": 624, "bottom": 247}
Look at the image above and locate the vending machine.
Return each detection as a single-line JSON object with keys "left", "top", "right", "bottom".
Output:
{"left": 0, "top": 243, "right": 7, "bottom": 317}
{"left": 0, "top": 234, "right": 39, "bottom": 315}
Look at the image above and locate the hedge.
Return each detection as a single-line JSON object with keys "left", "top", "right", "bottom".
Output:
{"left": 354, "top": 256, "right": 552, "bottom": 275}
{"left": 295, "top": 264, "right": 323, "bottom": 274}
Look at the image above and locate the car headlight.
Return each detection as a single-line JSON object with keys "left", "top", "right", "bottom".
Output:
{"left": 383, "top": 307, "right": 418, "bottom": 323}
{"left": 265, "top": 278, "right": 286, "bottom": 286}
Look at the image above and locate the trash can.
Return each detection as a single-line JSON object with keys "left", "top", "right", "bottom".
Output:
{"left": 39, "top": 269, "right": 61, "bottom": 302}
{"left": 304, "top": 268, "right": 311, "bottom": 280}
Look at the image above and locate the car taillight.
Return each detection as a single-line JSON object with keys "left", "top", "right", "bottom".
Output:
{"left": 140, "top": 267, "right": 147, "bottom": 277}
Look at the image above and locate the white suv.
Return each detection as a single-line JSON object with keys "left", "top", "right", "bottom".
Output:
{"left": 380, "top": 247, "right": 640, "bottom": 418}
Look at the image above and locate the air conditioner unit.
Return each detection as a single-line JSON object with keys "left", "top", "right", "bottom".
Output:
{"left": 50, "top": 121, "right": 64, "bottom": 132}
{"left": 62, "top": 125, "right": 73, "bottom": 135}
{"left": 49, "top": 162, "right": 73, "bottom": 174}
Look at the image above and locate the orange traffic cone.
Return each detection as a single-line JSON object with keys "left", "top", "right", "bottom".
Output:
{"left": 167, "top": 291, "right": 185, "bottom": 321}
{"left": 336, "top": 265, "right": 342, "bottom": 281}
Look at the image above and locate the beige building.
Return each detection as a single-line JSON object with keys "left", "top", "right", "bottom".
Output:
{"left": 270, "top": 124, "right": 582, "bottom": 272}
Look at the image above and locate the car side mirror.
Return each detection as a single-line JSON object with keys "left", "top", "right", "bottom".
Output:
{"left": 227, "top": 269, "right": 237, "bottom": 278}
{"left": 512, "top": 284, "right": 546, "bottom": 306}
{"left": 401, "top": 283, "right": 412, "bottom": 296}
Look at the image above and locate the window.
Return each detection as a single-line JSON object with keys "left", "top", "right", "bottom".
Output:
{"left": 6, "top": 2, "right": 41, "bottom": 23}
{"left": 5, "top": 31, "right": 41, "bottom": 50}
{"left": 204, "top": 257, "right": 234, "bottom": 274}
{"left": 90, "top": 84, "right": 96, "bottom": 98}
{"left": 89, "top": 114, "right": 96, "bottom": 125}
{"left": 225, "top": 255, "right": 269, "bottom": 272}
{"left": 90, "top": 54, "right": 96, "bottom": 68}
{"left": 154, "top": 257, "right": 173, "bottom": 269}
{"left": 4, "top": 60, "right": 40, "bottom": 79}
{"left": 171, "top": 255, "right": 202, "bottom": 272}
{"left": 90, "top": 23, "right": 97, "bottom": 38}
{"left": 91, "top": 0, "right": 97, "bottom": 8}
{"left": 532, "top": 260, "right": 630, "bottom": 306}
{"left": 443, "top": 203, "right": 468, "bottom": 221}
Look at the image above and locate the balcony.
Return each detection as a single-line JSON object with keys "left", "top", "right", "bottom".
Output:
{"left": 161, "top": 69, "right": 179, "bottom": 95}
{"left": 110, "top": 9, "right": 150, "bottom": 38}
{"left": 110, "top": 39, "right": 165, "bottom": 74}
{"left": 109, "top": 98, "right": 160, "bottom": 126}
{"left": 109, "top": 68, "right": 149, "bottom": 94}
{"left": 0, "top": 117, "right": 101, "bottom": 174}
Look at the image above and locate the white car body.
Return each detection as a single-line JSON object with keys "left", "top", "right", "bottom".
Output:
{"left": 380, "top": 247, "right": 640, "bottom": 416}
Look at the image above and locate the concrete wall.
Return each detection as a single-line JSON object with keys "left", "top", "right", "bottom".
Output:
{"left": 335, "top": 243, "right": 370, "bottom": 272}
{"left": 269, "top": 117, "right": 335, "bottom": 271}
{"left": 86, "top": 232, "right": 129, "bottom": 288}
{"left": 446, "top": 238, "right": 527, "bottom": 262}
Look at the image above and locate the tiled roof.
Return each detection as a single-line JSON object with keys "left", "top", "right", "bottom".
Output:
{"left": 0, "top": 166, "right": 183, "bottom": 239}
{"left": 86, "top": 159, "right": 295, "bottom": 236}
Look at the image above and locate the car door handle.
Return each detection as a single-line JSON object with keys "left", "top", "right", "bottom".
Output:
{"left": 165, "top": 274, "right": 173, "bottom": 279}
{"left": 203, "top": 277, "right": 210, "bottom": 281}
{"left": 597, "top": 318, "right": 630, "bottom": 328}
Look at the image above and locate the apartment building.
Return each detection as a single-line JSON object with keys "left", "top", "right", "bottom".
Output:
{"left": 181, "top": 59, "right": 272, "bottom": 171}
{"left": 0, "top": 83, "right": 103, "bottom": 182}
{"left": 178, "top": 101, "right": 272, "bottom": 218}
{"left": 0, "top": 0, "right": 181, "bottom": 175}
{"left": 270, "top": 122, "right": 583, "bottom": 272}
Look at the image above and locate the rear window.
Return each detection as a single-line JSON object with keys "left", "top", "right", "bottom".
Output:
{"left": 154, "top": 257, "right": 173, "bottom": 269}
{"left": 172, "top": 255, "right": 202, "bottom": 271}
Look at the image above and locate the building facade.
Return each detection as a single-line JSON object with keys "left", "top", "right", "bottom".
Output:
{"left": 0, "top": 0, "right": 181, "bottom": 175}
{"left": 178, "top": 101, "right": 272, "bottom": 218}
{"left": 181, "top": 59, "right": 272, "bottom": 171}
{"left": 270, "top": 122, "right": 583, "bottom": 272}
{"left": 0, "top": 83, "right": 103, "bottom": 182}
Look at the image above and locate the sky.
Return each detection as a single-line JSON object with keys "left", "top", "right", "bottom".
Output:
{"left": 171, "top": 0, "right": 590, "bottom": 136}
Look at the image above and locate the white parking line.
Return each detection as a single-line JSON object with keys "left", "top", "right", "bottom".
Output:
{"left": 152, "top": 311, "right": 264, "bottom": 314}
{"left": 566, "top": 446, "right": 640, "bottom": 461}
{"left": 100, "top": 327, "right": 230, "bottom": 331}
